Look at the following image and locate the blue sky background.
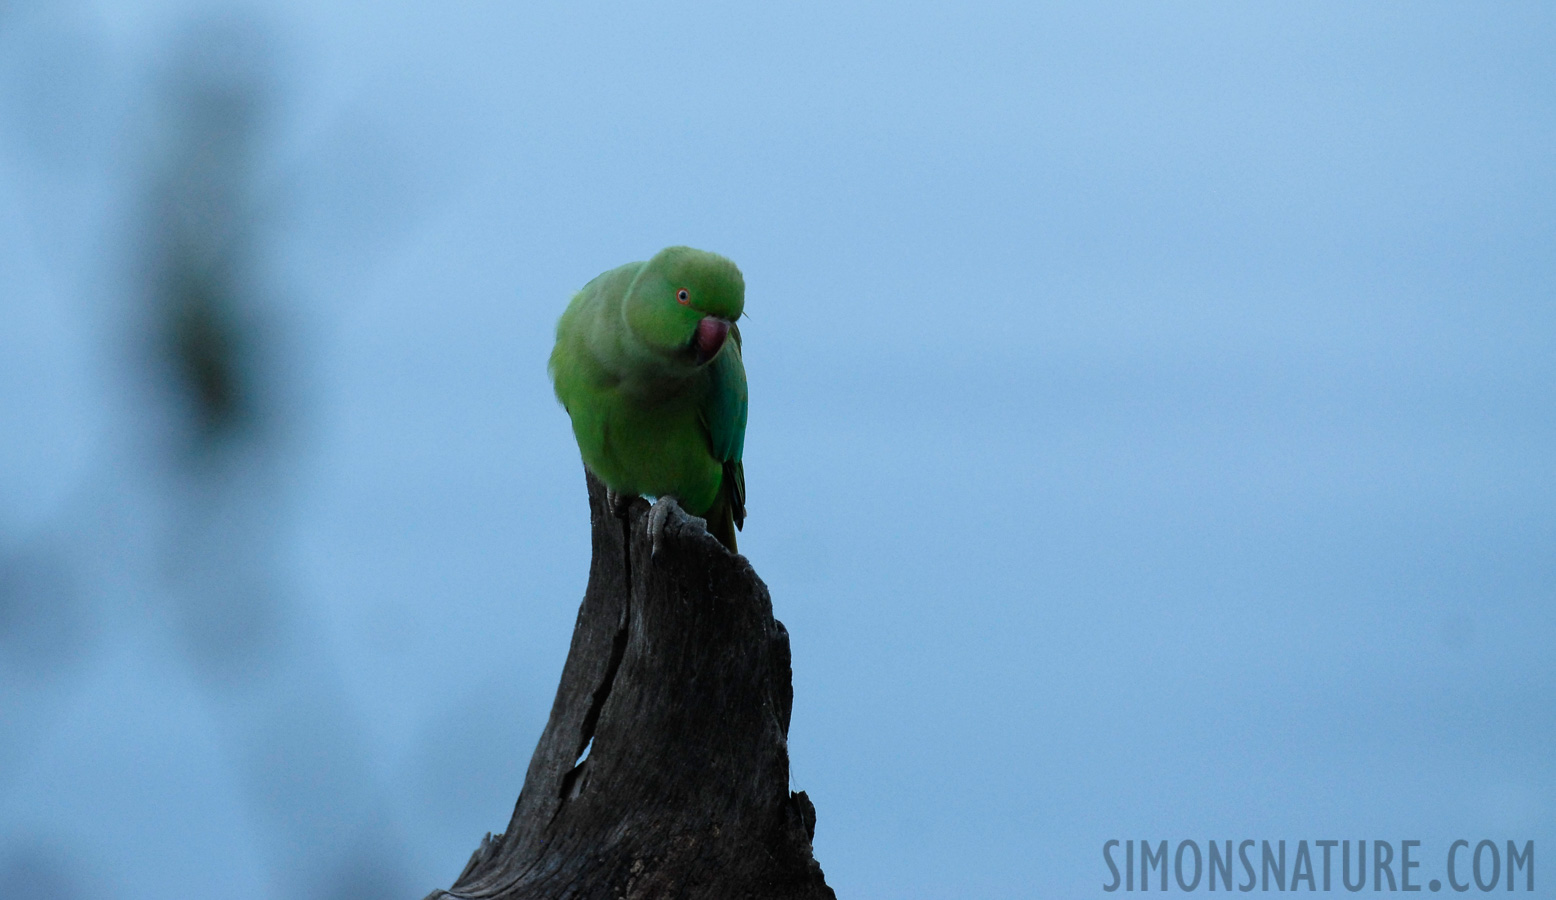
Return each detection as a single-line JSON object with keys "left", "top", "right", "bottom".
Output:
{"left": 1, "top": 2, "right": 1552, "bottom": 897}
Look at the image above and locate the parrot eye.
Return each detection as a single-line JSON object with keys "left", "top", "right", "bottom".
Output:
{"left": 676, "top": 289, "right": 690, "bottom": 305}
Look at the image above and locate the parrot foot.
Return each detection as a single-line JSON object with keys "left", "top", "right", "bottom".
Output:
{"left": 647, "top": 496, "right": 678, "bottom": 558}
{"left": 647, "top": 495, "right": 705, "bottom": 559}
{"left": 605, "top": 487, "right": 635, "bottom": 519}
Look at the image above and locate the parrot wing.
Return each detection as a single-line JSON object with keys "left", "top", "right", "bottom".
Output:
{"left": 700, "top": 325, "right": 747, "bottom": 532}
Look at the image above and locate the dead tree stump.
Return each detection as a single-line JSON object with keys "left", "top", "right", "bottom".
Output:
{"left": 424, "top": 473, "right": 835, "bottom": 900}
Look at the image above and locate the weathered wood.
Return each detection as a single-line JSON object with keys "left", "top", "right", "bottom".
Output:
{"left": 425, "top": 472, "right": 834, "bottom": 900}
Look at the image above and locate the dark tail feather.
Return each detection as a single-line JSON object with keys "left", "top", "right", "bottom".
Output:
{"left": 707, "top": 499, "right": 738, "bottom": 553}
{"left": 707, "top": 460, "right": 745, "bottom": 553}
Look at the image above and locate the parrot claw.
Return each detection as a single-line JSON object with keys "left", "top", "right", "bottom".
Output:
{"left": 647, "top": 495, "right": 705, "bottom": 559}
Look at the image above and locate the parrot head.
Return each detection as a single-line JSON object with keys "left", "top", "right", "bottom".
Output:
{"left": 623, "top": 246, "right": 744, "bottom": 367}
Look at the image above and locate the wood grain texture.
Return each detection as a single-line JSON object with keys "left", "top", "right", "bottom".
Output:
{"left": 424, "top": 472, "right": 834, "bottom": 900}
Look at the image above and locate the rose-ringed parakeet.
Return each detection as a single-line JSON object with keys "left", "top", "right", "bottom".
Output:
{"left": 549, "top": 246, "right": 748, "bottom": 553}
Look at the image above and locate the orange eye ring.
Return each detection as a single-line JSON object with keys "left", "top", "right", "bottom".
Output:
{"left": 676, "top": 289, "right": 690, "bottom": 305}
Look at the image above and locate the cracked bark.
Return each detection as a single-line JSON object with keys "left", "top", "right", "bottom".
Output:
{"left": 424, "top": 472, "right": 835, "bottom": 900}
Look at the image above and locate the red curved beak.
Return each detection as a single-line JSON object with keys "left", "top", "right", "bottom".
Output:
{"left": 693, "top": 316, "right": 730, "bottom": 365}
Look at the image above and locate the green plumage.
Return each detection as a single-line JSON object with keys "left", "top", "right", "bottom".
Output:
{"left": 549, "top": 247, "right": 748, "bottom": 551}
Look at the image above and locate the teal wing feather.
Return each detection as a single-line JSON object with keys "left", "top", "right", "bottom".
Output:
{"left": 701, "top": 326, "right": 748, "bottom": 529}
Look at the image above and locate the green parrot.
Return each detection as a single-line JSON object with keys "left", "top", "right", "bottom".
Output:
{"left": 549, "top": 246, "right": 748, "bottom": 553}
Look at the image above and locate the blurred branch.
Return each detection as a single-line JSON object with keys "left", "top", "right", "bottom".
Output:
{"left": 145, "top": 19, "right": 274, "bottom": 457}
